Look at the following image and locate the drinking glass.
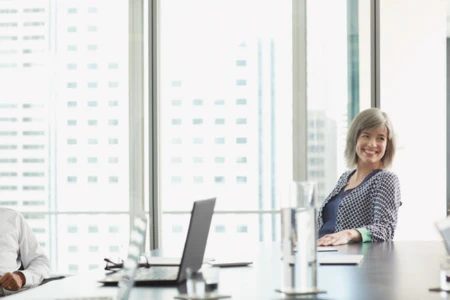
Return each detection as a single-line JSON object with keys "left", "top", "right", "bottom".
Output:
{"left": 278, "top": 181, "right": 325, "bottom": 295}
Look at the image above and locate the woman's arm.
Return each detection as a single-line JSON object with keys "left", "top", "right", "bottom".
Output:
{"left": 363, "top": 172, "right": 401, "bottom": 242}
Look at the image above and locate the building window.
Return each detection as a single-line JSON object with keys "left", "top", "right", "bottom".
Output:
{"left": 172, "top": 225, "right": 183, "bottom": 233}
{"left": 214, "top": 176, "right": 225, "bottom": 184}
{"left": 172, "top": 138, "right": 182, "bottom": 144}
{"left": 109, "top": 246, "right": 120, "bottom": 253}
{"left": 172, "top": 119, "right": 182, "bottom": 125}
{"left": 171, "top": 80, "right": 182, "bottom": 87}
{"left": 88, "top": 226, "right": 98, "bottom": 233}
{"left": 67, "top": 157, "right": 77, "bottom": 164}
{"left": 192, "top": 157, "right": 203, "bottom": 164}
{"left": 109, "top": 100, "right": 118, "bottom": 107}
{"left": 193, "top": 176, "right": 203, "bottom": 184}
{"left": 172, "top": 99, "right": 182, "bottom": 106}
{"left": 109, "top": 176, "right": 118, "bottom": 183}
{"left": 236, "top": 118, "right": 247, "bottom": 125}
{"left": 215, "top": 225, "right": 226, "bottom": 233}
{"left": 68, "top": 246, "right": 78, "bottom": 253}
{"left": 237, "top": 225, "right": 248, "bottom": 233}
{"left": 171, "top": 157, "right": 182, "bottom": 163}
{"left": 236, "top": 137, "right": 247, "bottom": 144}
{"left": 193, "top": 99, "right": 203, "bottom": 106}
{"left": 215, "top": 137, "right": 225, "bottom": 144}
{"left": 171, "top": 176, "right": 182, "bottom": 184}
{"left": 236, "top": 176, "right": 247, "bottom": 184}
{"left": 109, "top": 226, "right": 119, "bottom": 233}
{"left": 236, "top": 157, "right": 247, "bottom": 164}
{"left": 108, "top": 157, "right": 119, "bottom": 164}
{"left": 236, "top": 98, "right": 246, "bottom": 105}
{"left": 236, "top": 79, "right": 247, "bottom": 86}
{"left": 214, "top": 157, "right": 225, "bottom": 163}
{"left": 193, "top": 138, "right": 203, "bottom": 144}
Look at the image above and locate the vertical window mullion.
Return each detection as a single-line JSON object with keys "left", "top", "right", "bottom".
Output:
{"left": 129, "top": 0, "right": 145, "bottom": 225}
{"left": 292, "top": 0, "right": 308, "bottom": 182}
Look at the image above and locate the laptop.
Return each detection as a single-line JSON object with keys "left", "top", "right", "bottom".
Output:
{"left": 99, "top": 198, "right": 216, "bottom": 286}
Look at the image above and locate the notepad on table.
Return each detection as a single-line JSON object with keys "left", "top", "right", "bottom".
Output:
{"left": 318, "top": 254, "right": 364, "bottom": 265}
{"left": 317, "top": 246, "right": 338, "bottom": 252}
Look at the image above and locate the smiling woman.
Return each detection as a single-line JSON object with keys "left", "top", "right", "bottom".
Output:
{"left": 317, "top": 108, "right": 401, "bottom": 246}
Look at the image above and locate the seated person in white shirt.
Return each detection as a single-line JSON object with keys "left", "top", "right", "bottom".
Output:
{"left": 0, "top": 208, "right": 50, "bottom": 296}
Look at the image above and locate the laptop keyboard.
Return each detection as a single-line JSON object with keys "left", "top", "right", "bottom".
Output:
{"left": 135, "top": 266, "right": 179, "bottom": 281}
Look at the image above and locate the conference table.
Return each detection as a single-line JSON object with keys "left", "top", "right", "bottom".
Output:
{"left": 7, "top": 241, "right": 450, "bottom": 300}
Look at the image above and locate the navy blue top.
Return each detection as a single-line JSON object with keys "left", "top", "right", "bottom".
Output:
{"left": 318, "top": 169, "right": 382, "bottom": 238}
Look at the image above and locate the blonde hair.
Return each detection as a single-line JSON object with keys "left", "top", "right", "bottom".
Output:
{"left": 344, "top": 108, "right": 396, "bottom": 168}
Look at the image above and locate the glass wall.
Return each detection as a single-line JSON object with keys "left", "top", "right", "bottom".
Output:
{"left": 379, "top": 0, "right": 446, "bottom": 240}
{"left": 158, "top": 0, "right": 293, "bottom": 249}
{"left": 0, "top": 0, "right": 400, "bottom": 275}
{"left": 306, "top": 0, "right": 372, "bottom": 204}
{"left": 158, "top": 0, "right": 373, "bottom": 248}
{"left": 0, "top": 0, "right": 139, "bottom": 273}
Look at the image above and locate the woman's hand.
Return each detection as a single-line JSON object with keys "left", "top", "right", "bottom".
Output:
{"left": 317, "top": 229, "right": 362, "bottom": 246}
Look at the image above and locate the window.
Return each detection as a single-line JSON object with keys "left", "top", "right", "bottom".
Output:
{"left": 192, "top": 118, "right": 203, "bottom": 125}
{"left": 172, "top": 99, "right": 182, "bottom": 106}
{"left": 306, "top": 0, "right": 372, "bottom": 201}
{"left": 236, "top": 98, "right": 247, "bottom": 105}
{"left": 171, "top": 157, "right": 182, "bottom": 163}
{"left": 236, "top": 157, "right": 247, "bottom": 164}
{"left": 159, "top": 0, "right": 293, "bottom": 249}
{"left": 192, "top": 157, "right": 203, "bottom": 164}
{"left": 193, "top": 99, "right": 203, "bottom": 106}
{"left": 236, "top": 118, "right": 247, "bottom": 125}
{"left": 214, "top": 157, "right": 225, "bottom": 163}
{"left": 172, "top": 119, "right": 182, "bottom": 125}
{"left": 0, "top": 0, "right": 135, "bottom": 275}
{"left": 215, "top": 137, "right": 225, "bottom": 144}
{"left": 236, "top": 79, "right": 247, "bottom": 86}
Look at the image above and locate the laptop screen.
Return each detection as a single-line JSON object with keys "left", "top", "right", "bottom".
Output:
{"left": 177, "top": 198, "right": 216, "bottom": 282}
{"left": 116, "top": 214, "right": 147, "bottom": 300}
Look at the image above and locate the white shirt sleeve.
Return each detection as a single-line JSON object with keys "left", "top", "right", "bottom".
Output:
{"left": 16, "top": 212, "right": 51, "bottom": 288}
